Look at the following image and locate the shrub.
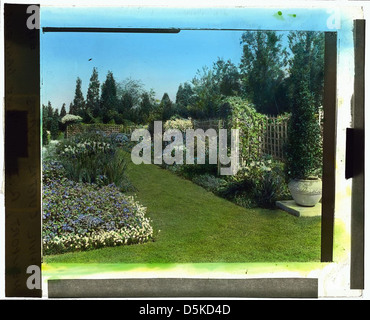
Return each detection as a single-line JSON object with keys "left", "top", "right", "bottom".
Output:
{"left": 164, "top": 117, "right": 193, "bottom": 132}
{"left": 42, "top": 140, "right": 59, "bottom": 161}
{"left": 192, "top": 174, "right": 227, "bottom": 193}
{"left": 178, "top": 162, "right": 218, "bottom": 180}
{"left": 61, "top": 114, "right": 83, "bottom": 125}
{"left": 110, "top": 132, "right": 130, "bottom": 143}
{"left": 217, "top": 176, "right": 255, "bottom": 204}
{"left": 252, "top": 164, "right": 290, "bottom": 208}
{"left": 216, "top": 157, "right": 290, "bottom": 208}
{"left": 42, "top": 162, "right": 153, "bottom": 255}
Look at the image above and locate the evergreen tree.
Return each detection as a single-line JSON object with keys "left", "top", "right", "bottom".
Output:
{"left": 160, "top": 93, "right": 174, "bottom": 121}
{"left": 69, "top": 102, "right": 75, "bottom": 115}
{"left": 50, "top": 108, "right": 59, "bottom": 140}
{"left": 60, "top": 103, "right": 67, "bottom": 118}
{"left": 86, "top": 67, "right": 100, "bottom": 121}
{"left": 47, "top": 101, "right": 54, "bottom": 120}
{"left": 285, "top": 32, "right": 324, "bottom": 180}
{"left": 72, "top": 77, "right": 86, "bottom": 118}
{"left": 139, "top": 91, "right": 154, "bottom": 124}
{"left": 42, "top": 101, "right": 59, "bottom": 142}
{"left": 175, "top": 82, "right": 194, "bottom": 118}
{"left": 120, "top": 91, "right": 134, "bottom": 121}
{"left": 42, "top": 104, "right": 49, "bottom": 145}
{"left": 285, "top": 70, "right": 322, "bottom": 180}
{"left": 100, "top": 71, "right": 119, "bottom": 123}
{"left": 53, "top": 108, "right": 59, "bottom": 119}
{"left": 59, "top": 103, "right": 67, "bottom": 132}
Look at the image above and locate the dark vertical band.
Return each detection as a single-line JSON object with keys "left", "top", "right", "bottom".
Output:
{"left": 321, "top": 32, "right": 337, "bottom": 262}
{"left": 4, "top": 4, "right": 42, "bottom": 297}
{"left": 350, "top": 19, "right": 365, "bottom": 290}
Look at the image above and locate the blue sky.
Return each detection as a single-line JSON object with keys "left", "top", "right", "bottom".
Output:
{"left": 40, "top": 6, "right": 346, "bottom": 110}
{"left": 41, "top": 29, "right": 246, "bottom": 109}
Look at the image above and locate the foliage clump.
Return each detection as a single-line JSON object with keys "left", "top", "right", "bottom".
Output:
{"left": 227, "top": 96, "right": 267, "bottom": 162}
{"left": 55, "top": 132, "right": 132, "bottom": 192}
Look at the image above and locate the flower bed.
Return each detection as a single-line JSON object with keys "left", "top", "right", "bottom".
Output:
{"left": 43, "top": 160, "right": 153, "bottom": 255}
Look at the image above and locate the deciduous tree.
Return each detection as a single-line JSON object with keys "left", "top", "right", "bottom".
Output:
{"left": 240, "top": 31, "right": 288, "bottom": 115}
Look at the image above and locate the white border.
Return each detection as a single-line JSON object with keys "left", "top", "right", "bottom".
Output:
{"left": 0, "top": 0, "right": 369, "bottom": 300}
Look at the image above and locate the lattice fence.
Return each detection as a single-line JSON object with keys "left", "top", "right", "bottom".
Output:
{"left": 66, "top": 124, "right": 124, "bottom": 138}
{"left": 192, "top": 113, "right": 323, "bottom": 162}
{"left": 193, "top": 119, "right": 227, "bottom": 131}
{"left": 193, "top": 117, "right": 290, "bottom": 160}
{"left": 260, "top": 116, "right": 290, "bottom": 160}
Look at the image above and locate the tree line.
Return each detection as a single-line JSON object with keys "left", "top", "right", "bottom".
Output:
{"left": 43, "top": 30, "right": 324, "bottom": 136}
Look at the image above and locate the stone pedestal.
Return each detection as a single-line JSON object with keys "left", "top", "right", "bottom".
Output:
{"left": 276, "top": 200, "right": 321, "bottom": 217}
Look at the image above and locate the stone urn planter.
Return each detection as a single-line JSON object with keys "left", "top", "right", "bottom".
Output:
{"left": 288, "top": 178, "right": 322, "bottom": 207}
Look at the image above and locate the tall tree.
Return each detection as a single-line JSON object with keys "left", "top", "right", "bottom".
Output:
{"left": 50, "top": 108, "right": 59, "bottom": 140}
{"left": 240, "top": 31, "right": 288, "bottom": 115}
{"left": 190, "top": 66, "right": 221, "bottom": 119}
{"left": 86, "top": 67, "right": 100, "bottom": 121}
{"left": 46, "top": 101, "right": 53, "bottom": 119}
{"left": 59, "top": 103, "right": 67, "bottom": 132}
{"left": 60, "top": 103, "right": 67, "bottom": 118}
{"left": 69, "top": 102, "right": 75, "bottom": 115}
{"left": 72, "top": 77, "right": 86, "bottom": 118}
{"left": 285, "top": 66, "right": 322, "bottom": 180}
{"left": 287, "top": 31, "right": 324, "bottom": 112}
{"left": 42, "top": 104, "right": 49, "bottom": 145}
{"left": 100, "top": 70, "right": 119, "bottom": 123}
{"left": 212, "top": 58, "right": 241, "bottom": 97}
{"left": 139, "top": 91, "right": 155, "bottom": 124}
{"left": 160, "top": 93, "right": 174, "bottom": 121}
{"left": 175, "top": 82, "right": 195, "bottom": 118}
{"left": 120, "top": 92, "right": 133, "bottom": 118}
{"left": 118, "top": 77, "right": 145, "bottom": 122}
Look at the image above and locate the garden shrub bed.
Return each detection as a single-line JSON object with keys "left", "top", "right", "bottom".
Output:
{"left": 161, "top": 155, "right": 291, "bottom": 209}
{"left": 54, "top": 132, "right": 135, "bottom": 192}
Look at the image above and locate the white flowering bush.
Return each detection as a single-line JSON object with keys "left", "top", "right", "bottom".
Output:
{"left": 60, "top": 140, "right": 114, "bottom": 158}
{"left": 164, "top": 117, "right": 193, "bottom": 132}
{"left": 42, "top": 161, "right": 153, "bottom": 255}
{"left": 61, "top": 114, "right": 83, "bottom": 124}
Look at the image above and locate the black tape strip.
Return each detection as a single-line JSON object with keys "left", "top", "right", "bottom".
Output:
{"left": 42, "top": 27, "right": 181, "bottom": 33}
{"left": 345, "top": 128, "right": 354, "bottom": 179}
{"left": 5, "top": 111, "right": 28, "bottom": 175}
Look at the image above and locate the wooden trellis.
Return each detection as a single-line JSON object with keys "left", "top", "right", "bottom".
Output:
{"left": 260, "top": 116, "right": 290, "bottom": 160}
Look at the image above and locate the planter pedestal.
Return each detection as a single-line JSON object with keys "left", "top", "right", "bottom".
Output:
{"left": 276, "top": 200, "right": 321, "bottom": 217}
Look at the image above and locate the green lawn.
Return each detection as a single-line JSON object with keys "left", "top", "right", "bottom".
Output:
{"left": 44, "top": 155, "right": 323, "bottom": 264}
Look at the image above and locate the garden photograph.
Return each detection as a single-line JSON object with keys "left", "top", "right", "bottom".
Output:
{"left": 40, "top": 7, "right": 348, "bottom": 274}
